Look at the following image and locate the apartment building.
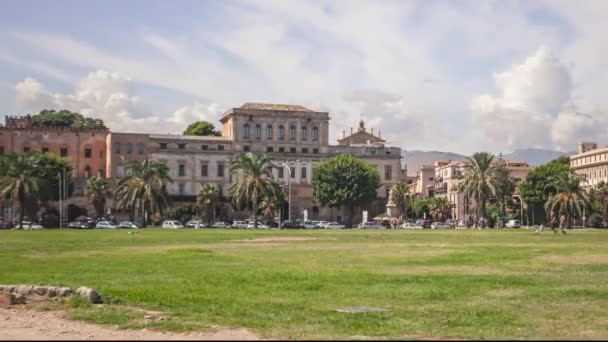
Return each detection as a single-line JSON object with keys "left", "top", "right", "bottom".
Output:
{"left": 570, "top": 142, "right": 608, "bottom": 188}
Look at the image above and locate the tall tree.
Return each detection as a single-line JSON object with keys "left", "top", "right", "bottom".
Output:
{"left": 494, "top": 165, "right": 516, "bottom": 216}
{"left": 390, "top": 183, "right": 410, "bottom": 219}
{"left": 229, "top": 153, "right": 278, "bottom": 228}
{"left": 183, "top": 121, "right": 221, "bottom": 136}
{"left": 312, "top": 154, "right": 380, "bottom": 228}
{"left": 0, "top": 154, "right": 41, "bottom": 228}
{"left": 197, "top": 183, "right": 220, "bottom": 225}
{"left": 114, "top": 160, "right": 172, "bottom": 227}
{"left": 428, "top": 196, "right": 452, "bottom": 221}
{"left": 30, "top": 109, "right": 106, "bottom": 129}
{"left": 545, "top": 172, "right": 590, "bottom": 233}
{"left": 84, "top": 176, "right": 112, "bottom": 218}
{"left": 259, "top": 190, "right": 284, "bottom": 223}
{"left": 458, "top": 152, "right": 500, "bottom": 225}
{"left": 590, "top": 181, "right": 608, "bottom": 223}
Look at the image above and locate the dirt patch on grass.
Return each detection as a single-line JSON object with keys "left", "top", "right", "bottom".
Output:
{"left": 0, "top": 305, "right": 261, "bottom": 340}
{"left": 486, "top": 289, "right": 525, "bottom": 297}
{"left": 542, "top": 255, "right": 608, "bottom": 265}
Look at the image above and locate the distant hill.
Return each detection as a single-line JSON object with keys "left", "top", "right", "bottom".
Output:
{"left": 402, "top": 148, "right": 574, "bottom": 175}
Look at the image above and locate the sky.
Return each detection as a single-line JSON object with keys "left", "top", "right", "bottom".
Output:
{"left": 1, "top": 0, "right": 607, "bottom": 155}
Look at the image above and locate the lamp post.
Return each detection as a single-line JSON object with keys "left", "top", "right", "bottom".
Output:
{"left": 281, "top": 162, "right": 292, "bottom": 222}
{"left": 512, "top": 194, "right": 524, "bottom": 227}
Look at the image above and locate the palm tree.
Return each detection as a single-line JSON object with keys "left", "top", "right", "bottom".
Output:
{"left": 114, "top": 160, "right": 172, "bottom": 227}
{"left": 0, "top": 154, "right": 41, "bottom": 229}
{"left": 390, "top": 183, "right": 410, "bottom": 220}
{"left": 197, "top": 183, "right": 219, "bottom": 225}
{"left": 493, "top": 165, "right": 516, "bottom": 215}
{"left": 428, "top": 196, "right": 452, "bottom": 221}
{"left": 545, "top": 172, "right": 590, "bottom": 233}
{"left": 458, "top": 152, "right": 500, "bottom": 226}
{"left": 85, "top": 176, "right": 112, "bottom": 219}
{"left": 259, "top": 189, "right": 284, "bottom": 223}
{"left": 229, "top": 152, "right": 279, "bottom": 228}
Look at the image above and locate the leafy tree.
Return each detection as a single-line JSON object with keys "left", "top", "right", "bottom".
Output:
{"left": 410, "top": 196, "right": 430, "bottom": 219}
{"left": 428, "top": 196, "right": 452, "bottom": 221}
{"left": 458, "top": 152, "right": 500, "bottom": 224}
{"left": 166, "top": 204, "right": 199, "bottom": 223}
{"left": 30, "top": 109, "right": 106, "bottom": 129}
{"left": 493, "top": 165, "right": 516, "bottom": 215}
{"left": 229, "top": 153, "right": 278, "bottom": 228}
{"left": 545, "top": 172, "right": 590, "bottom": 233}
{"left": 183, "top": 121, "right": 221, "bottom": 136}
{"left": 390, "top": 183, "right": 410, "bottom": 219}
{"left": 519, "top": 156, "right": 572, "bottom": 225}
{"left": 589, "top": 181, "right": 608, "bottom": 223}
{"left": 0, "top": 154, "right": 41, "bottom": 228}
{"left": 259, "top": 191, "right": 284, "bottom": 223}
{"left": 312, "top": 154, "right": 380, "bottom": 227}
{"left": 114, "top": 160, "right": 172, "bottom": 227}
{"left": 197, "top": 183, "right": 220, "bottom": 224}
{"left": 85, "top": 176, "right": 112, "bottom": 218}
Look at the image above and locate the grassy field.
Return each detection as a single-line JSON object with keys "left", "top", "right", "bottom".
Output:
{"left": 1, "top": 228, "right": 608, "bottom": 340}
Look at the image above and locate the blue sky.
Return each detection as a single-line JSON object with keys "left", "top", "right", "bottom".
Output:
{"left": 1, "top": 0, "right": 607, "bottom": 154}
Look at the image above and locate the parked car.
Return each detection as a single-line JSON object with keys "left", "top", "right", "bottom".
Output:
{"left": 313, "top": 221, "right": 328, "bottom": 228}
{"left": 185, "top": 220, "right": 207, "bottom": 228}
{"left": 118, "top": 221, "right": 140, "bottom": 229}
{"left": 232, "top": 221, "right": 249, "bottom": 229}
{"left": 0, "top": 222, "right": 8, "bottom": 229}
{"left": 358, "top": 221, "right": 384, "bottom": 229}
{"left": 325, "top": 222, "right": 346, "bottom": 229}
{"left": 246, "top": 223, "right": 270, "bottom": 229}
{"left": 401, "top": 221, "right": 420, "bottom": 228}
{"left": 302, "top": 221, "right": 319, "bottom": 229}
{"left": 96, "top": 221, "right": 118, "bottom": 229}
{"left": 212, "top": 221, "right": 230, "bottom": 228}
{"left": 67, "top": 221, "right": 93, "bottom": 229}
{"left": 415, "top": 219, "right": 432, "bottom": 228}
{"left": 505, "top": 220, "right": 521, "bottom": 228}
{"left": 162, "top": 220, "right": 184, "bottom": 229}
{"left": 21, "top": 221, "right": 44, "bottom": 230}
{"left": 280, "top": 221, "right": 304, "bottom": 229}
{"left": 431, "top": 222, "right": 451, "bottom": 229}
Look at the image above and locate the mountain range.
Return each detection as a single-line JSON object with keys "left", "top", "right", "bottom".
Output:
{"left": 402, "top": 148, "right": 574, "bottom": 175}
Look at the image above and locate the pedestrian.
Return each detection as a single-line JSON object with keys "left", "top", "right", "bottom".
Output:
{"left": 534, "top": 224, "right": 544, "bottom": 234}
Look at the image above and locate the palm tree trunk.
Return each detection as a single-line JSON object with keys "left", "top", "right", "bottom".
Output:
{"left": 347, "top": 205, "right": 355, "bottom": 228}
{"left": 253, "top": 197, "right": 258, "bottom": 229}
{"left": 19, "top": 194, "right": 25, "bottom": 229}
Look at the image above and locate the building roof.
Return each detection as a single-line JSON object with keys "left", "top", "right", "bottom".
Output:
{"left": 239, "top": 103, "right": 314, "bottom": 112}
{"left": 149, "top": 134, "right": 232, "bottom": 141}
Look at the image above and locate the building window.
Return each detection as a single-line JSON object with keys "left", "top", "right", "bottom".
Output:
{"left": 201, "top": 145, "right": 208, "bottom": 150}
{"left": 243, "top": 145, "right": 250, "bottom": 152}
{"left": 178, "top": 183, "right": 185, "bottom": 193}
{"left": 98, "top": 169, "right": 104, "bottom": 177}
{"left": 290, "top": 147, "right": 296, "bottom": 153}
{"left": 313, "top": 148, "right": 319, "bottom": 154}
{"left": 291, "top": 167, "right": 295, "bottom": 178}
{"left": 289, "top": 125, "right": 296, "bottom": 141}
{"left": 178, "top": 164, "right": 186, "bottom": 177}
{"left": 267, "top": 125, "right": 273, "bottom": 140}
{"left": 312, "top": 127, "right": 319, "bottom": 141}
{"left": 255, "top": 124, "right": 262, "bottom": 140}
{"left": 429, "top": 177, "right": 434, "bottom": 181}
{"left": 60, "top": 148, "right": 68, "bottom": 157}
{"left": 114, "top": 143, "right": 121, "bottom": 153}
{"left": 126, "top": 143, "right": 132, "bottom": 154}
{"left": 23, "top": 147, "right": 30, "bottom": 153}
{"left": 218, "top": 145, "right": 224, "bottom": 151}
{"left": 267, "top": 147, "right": 274, "bottom": 153}
{"left": 385, "top": 165, "right": 392, "bottom": 180}
{"left": 178, "top": 144, "right": 186, "bottom": 150}
{"left": 138, "top": 143, "right": 144, "bottom": 154}
{"left": 85, "top": 148, "right": 92, "bottom": 158}
{"left": 0, "top": 146, "right": 4, "bottom": 155}
{"left": 42, "top": 147, "right": 49, "bottom": 154}
{"left": 243, "top": 123, "right": 250, "bottom": 139}
{"left": 160, "top": 143, "right": 167, "bottom": 150}
{"left": 279, "top": 125, "right": 285, "bottom": 140}
{"left": 302, "top": 148, "right": 308, "bottom": 153}
{"left": 279, "top": 147, "right": 285, "bottom": 153}
{"left": 201, "top": 162, "right": 208, "bottom": 177}
{"left": 84, "top": 166, "right": 91, "bottom": 178}
{"left": 301, "top": 167, "right": 307, "bottom": 179}
{"left": 278, "top": 167, "right": 284, "bottom": 178}
{"left": 301, "top": 127, "right": 307, "bottom": 141}
{"left": 217, "top": 163, "right": 225, "bottom": 177}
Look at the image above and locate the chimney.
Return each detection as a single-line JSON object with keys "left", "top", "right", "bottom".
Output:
{"left": 371, "top": 128, "right": 374, "bottom": 135}
{"left": 350, "top": 127, "right": 353, "bottom": 135}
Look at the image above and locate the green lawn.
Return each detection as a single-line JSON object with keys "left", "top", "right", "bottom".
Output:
{"left": 1, "top": 228, "right": 608, "bottom": 340}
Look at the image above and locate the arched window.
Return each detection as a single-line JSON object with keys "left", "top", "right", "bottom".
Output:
{"left": 255, "top": 124, "right": 262, "bottom": 140}
{"left": 243, "top": 124, "right": 250, "bottom": 139}
{"left": 126, "top": 143, "right": 132, "bottom": 154}
{"left": 289, "top": 125, "right": 296, "bottom": 141}
{"left": 301, "top": 126, "right": 307, "bottom": 141}
{"left": 84, "top": 166, "right": 91, "bottom": 179}
{"left": 278, "top": 125, "right": 285, "bottom": 140}
{"left": 266, "top": 125, "right": 273, "bottom": 140}
{"left": 312, "top": 127, "right": 319, "bottom": 141}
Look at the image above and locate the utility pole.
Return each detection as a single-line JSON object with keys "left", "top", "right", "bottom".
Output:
{"left": 281, "top": 162, "right": 292, "bottom": 222}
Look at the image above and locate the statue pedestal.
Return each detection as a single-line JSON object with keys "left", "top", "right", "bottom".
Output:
{"left": 386, "top": 204, "right": 396, "bottom": 218}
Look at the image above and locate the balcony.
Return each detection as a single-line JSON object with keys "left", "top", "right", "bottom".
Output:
{"left": 434, "top": 182, "right": 448, "bottom": 194}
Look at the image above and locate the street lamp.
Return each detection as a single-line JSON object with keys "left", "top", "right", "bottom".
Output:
{"left": 512, "top": 194, "right": 525, "bottom": 227}
{"left": 281, "top": 161, "right": 293, "bottom": 222}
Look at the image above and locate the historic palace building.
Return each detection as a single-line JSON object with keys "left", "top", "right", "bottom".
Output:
{"left": 570, "top": 142, "right": 608, "bottom": 189}
{"left": 1, "top": 103, "right": 405, "bottom": 223}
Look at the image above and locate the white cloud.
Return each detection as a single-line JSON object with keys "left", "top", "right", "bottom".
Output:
{"left": 168, "top": 103, "right": 224, "bottom": 129}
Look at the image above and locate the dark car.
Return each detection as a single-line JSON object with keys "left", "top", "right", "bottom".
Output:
{"left": 280, "top": 221, "right": 304, "bottom": 229}
{"left": 67, "top": 221, "right": 93, "bottom": 229}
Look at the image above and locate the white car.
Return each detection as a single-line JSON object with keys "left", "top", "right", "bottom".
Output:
{"left": 185, "top": 220, "right": 205, "bottom": 228}
{"left": 212, "top": 221, "right": 230, "bottom": 228}
{"left": 505, "top": 220, "right": 521, "bottom": 228}
{"left": 326, "top": 222, "right": 345, "bottom": 229}
{"left": 358, "top": 221, "right": 384, "bottom": 229}
{"left": 302, "top": 221, "right": 319, "bottom": 229}
{"left": 21, "top": 221, "right": 44, "bottom": 230}
{"left": 232, "top": 221, "right": 249, "bottom": 229}
{"left": 431, "top": 222, "right": 450, "bottom": 229}
{"left": 401, "top": 222, "right": 420, "bottom": 229}
{"left": 118, "top": 221, "right": 140, "bottom": 229}
{"left": 162, "top": 220, "right": 184, "bottom": 229}
{"left": 246, "top": 223, "right": 270, "bottom": 229}
{"left": 313, "top": 221, "right": 328, "bottom": 228}
{"left": 96, "top": 221, "right": 118, "bottom": 229}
